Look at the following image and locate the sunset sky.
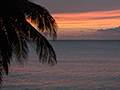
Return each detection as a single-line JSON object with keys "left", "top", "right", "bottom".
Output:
{"left": 34, "top": 0, "right": 120, "bottom": 40}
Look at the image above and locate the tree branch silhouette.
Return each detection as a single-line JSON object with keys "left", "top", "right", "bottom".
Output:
{"left": 0, "top": 0, "right": 57, "bottom": 85}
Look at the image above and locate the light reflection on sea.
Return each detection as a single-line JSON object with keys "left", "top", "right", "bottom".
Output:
{"left": 1, "top": 40, "right": 120, "bottom": 90}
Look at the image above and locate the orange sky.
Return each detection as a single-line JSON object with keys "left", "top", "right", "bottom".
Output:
{"left": 50, "top": 9, "right": 120, "bottom": 39}
{"left": 52, "top": 9, "right": 120, "bottom": 29}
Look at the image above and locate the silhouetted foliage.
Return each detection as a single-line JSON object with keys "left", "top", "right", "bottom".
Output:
{"left": 0, "top": 0, "right": 57, "bottom": 85}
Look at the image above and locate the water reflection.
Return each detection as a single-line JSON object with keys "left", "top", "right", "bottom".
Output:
{"left": 2, "top": 55, "right": 120, "bottom": 90}
{"left": 1, "top": 40, "right": 120, "bottom": 90}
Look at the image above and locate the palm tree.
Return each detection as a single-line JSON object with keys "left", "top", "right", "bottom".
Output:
{"left": 0, "top": 0, "right": 57, "bottom": 84}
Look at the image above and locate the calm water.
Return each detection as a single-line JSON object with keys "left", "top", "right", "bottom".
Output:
{"left": 1, "top": 40, "right": 120, "bottom": 90}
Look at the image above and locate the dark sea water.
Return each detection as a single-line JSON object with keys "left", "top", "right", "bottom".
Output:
{"left": 1, "top": 40, "right": 120, "bottom": 90}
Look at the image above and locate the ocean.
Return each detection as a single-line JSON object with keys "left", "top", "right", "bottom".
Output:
{"left": 1, "top": 40, "right": 120, "bottom": 90}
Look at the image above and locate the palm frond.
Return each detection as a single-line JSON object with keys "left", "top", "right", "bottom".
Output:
{"left": 12, "top": 32, "right": 29, "bottom": 63}
{"left": 0, "top": 24, "right": 12, "bottom": 75}
{"left": 27, "top": 22, "right": 57, "bottom": 66}
{"left": 21, "top": 0, "right": 57, "bottom": 39}
{"left": 0, "top": 0, "right": 58, "bottom": 85}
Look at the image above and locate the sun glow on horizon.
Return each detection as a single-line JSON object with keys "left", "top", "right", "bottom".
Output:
{"left": 27, "top": 10, "right": 120, "bottom": 40}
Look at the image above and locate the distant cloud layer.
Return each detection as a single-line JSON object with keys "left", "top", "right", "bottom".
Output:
{"left": 95, "top": 26, "right": 120, "bottom": 39}
{"left": 58, "top": 26, "right": 120, "bottom": 40}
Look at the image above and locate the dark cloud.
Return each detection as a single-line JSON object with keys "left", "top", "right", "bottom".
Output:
{"left": 97, "top": 26, "right": 120, "bottom": 33}
{"left": 91, "top": 16, "right": 120, "bottom": 20}
{"left": 34, "top": 0, "right": 120, "bottom": 13}
{"left": 80, "top": 26, "right": 120, "bottom": 40}
{"left": 54, "top": 16, "right": 120, "bottom": 22}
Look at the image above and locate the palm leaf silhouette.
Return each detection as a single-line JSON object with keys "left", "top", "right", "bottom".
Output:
{"left": 12, "top": 32, "right": 29, "bottom": 63}
{"left": 0, "top": 0, "right": 57, "bottom": 85}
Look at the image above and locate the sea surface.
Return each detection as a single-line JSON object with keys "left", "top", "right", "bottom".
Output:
{"left": 1, "top": 40, "right": 120, "bottom": 90}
